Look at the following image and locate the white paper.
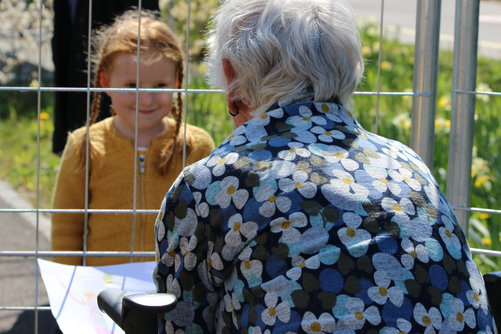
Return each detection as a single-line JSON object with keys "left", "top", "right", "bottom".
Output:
{"left": 38, "top": 259, "right": 157, "bottom": 334}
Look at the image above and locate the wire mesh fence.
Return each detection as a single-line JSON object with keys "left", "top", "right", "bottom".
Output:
{"left": 0, "top": 0, "right": 501, "bottom": 333}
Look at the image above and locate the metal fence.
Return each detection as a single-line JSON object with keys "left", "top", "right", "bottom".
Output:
{"left": 0, "top": 0, "right": 500, "bottom": 333}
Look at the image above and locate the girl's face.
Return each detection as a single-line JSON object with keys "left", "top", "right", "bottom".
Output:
{"left": 101, "top": 52, "right": 178, "bottom": 143}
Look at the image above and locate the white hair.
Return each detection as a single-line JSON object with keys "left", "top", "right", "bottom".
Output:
{"left": 206, "top": 0, "right": 364, "bottom": 111}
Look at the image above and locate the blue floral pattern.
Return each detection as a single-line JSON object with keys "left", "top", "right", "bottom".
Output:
{"left": 154, "top": 100, "right": 495, "bottom": 333}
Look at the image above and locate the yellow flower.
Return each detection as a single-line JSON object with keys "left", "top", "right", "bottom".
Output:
{"left": 435, "top": 119, "right": 443, "bottom": 129}
{"left": 29, "top": 79, "right": 40, "bottom": 88}
{"left": 434, "top": 118, "right": 450, "bottom": 133}
{"left": 479, "top": 213, "right": 491, "bottom": 220}
{"left": 40, "top": 112, "right": 49, "bottom": 120}
{"left": 380, "top": 61, "right": 392, "bottom": 70}
{"left": 361, "top": 46, "right": 372, "bottom": 56}
{"left": 482, "top": 237, "right": 492, "bottom": 247}
{"left": 474, "top": 175, "right": 491, "bottom": 188}
{"left": 437, "top": 95, "right": 451, "bottom": 109}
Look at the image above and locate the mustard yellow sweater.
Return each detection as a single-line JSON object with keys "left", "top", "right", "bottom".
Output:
{"left": 51, "top": 117, "right": 215, "bottom": 266}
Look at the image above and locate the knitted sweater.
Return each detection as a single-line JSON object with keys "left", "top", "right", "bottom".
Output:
{"left": 51, "top": 116, "right": 215, "bottom": 266}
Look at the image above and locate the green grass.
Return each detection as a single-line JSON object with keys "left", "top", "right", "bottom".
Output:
{"left": 184, "top": 74, "right": 233, "bottom": 146}
{"left": 0, "top": 108, "right": 60, "bottom": 209}
{"left": 1, "top": 23, "right": 501, "bottom": 272}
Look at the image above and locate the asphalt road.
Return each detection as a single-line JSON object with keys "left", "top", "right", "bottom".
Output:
{"left": 352, "top": 0, "right": 501, "bottom": 59}
{"left": 0, "top": 183, "right": 56, "bottom": 333}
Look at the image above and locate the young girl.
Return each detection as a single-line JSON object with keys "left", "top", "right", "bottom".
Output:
{"left": 51, "top": 10, "right": 215, "bottom": 266}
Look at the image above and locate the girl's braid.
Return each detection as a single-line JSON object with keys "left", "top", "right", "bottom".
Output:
{"left": 89, "top": 72, "right": 104, "bottom": 125}
{"left": 173, "top": 65, "right": 185, "bottom": 142}
{"left": 76, "top": 68, "right": 104, "bottom": 169}
{"left": 159, "top": 64, "right": 185, "bottom": 175}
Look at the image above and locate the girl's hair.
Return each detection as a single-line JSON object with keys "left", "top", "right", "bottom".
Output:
{"left": 205, "top": 0, "right": 364, "bottom": 112}
{"left": 78, "top": 9, "right": 185, "bottom": 175}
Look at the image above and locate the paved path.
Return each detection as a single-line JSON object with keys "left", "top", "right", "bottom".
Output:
{"left": 0, "top": 181, "right": 58, "bottom": 333}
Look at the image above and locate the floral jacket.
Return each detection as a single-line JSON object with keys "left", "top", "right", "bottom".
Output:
{"left": 154, "top": 100, "right": 495, "bottom": 333}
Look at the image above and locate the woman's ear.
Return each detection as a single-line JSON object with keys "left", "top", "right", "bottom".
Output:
{"left": 222, "top": 58, "right": 235, "bottom": 86}
{"left": 222, "top": 58, "right": 252, "bottom": 126}
{"left": 222, "top": 59, "right": 240, "bottom": 117}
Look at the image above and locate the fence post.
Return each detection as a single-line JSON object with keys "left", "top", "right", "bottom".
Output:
{"left": 411, "top": 0, "right": 441, "bottom": 168}
{"left": 447, "top": 0, "right": 480, "bottom": 234}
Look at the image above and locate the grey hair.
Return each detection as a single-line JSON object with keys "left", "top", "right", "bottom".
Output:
{"left": 205, "top": 0, "right": 364, "bottom": 111}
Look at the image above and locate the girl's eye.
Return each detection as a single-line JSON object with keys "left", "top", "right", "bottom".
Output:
{"left": 156, "top": 83, "right": 170, "bottom": 88}
{"left": 119, "top": 83, "right": 137, "bottom": 94}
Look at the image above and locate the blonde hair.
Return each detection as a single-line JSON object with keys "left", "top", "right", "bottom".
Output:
{"left": 78, "top": 9, "right": 185, "bottom": 174}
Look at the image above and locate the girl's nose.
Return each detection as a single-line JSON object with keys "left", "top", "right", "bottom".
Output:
{"left": 138, "top": 92, "right": 154, "bottom": 106}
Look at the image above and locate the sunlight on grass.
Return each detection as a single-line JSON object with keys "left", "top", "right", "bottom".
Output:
{"left": 0, "top": 111, "right": 60, "bottom": 209}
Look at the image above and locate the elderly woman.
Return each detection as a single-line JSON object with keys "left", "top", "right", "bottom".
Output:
{"left": 154, "top": 0, "right": 496, "bottom": 332}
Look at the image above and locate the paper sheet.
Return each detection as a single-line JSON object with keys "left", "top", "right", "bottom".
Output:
{"left": 38, "top": 259, "right": 157, "bottom": 334}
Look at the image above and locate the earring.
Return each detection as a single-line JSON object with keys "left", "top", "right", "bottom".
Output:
{"left": 229, "top": 102, "right": 239, "bottom": 117}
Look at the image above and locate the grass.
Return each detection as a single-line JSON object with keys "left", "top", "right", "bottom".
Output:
{"left": 1, "top": 23, "right": 501, "bottom": 272}
{"left": 0, "top": 107, "right": 59, "bottom": 209}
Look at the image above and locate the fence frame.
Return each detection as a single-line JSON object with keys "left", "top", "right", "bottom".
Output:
{"left": 446, "top": 0, "right": 480, "bottom": 234}
{"left": 411, "top": 0, "right": 441, "bottom": 168}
